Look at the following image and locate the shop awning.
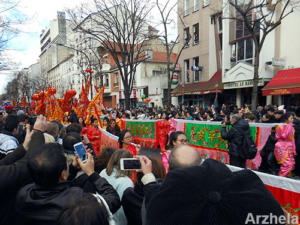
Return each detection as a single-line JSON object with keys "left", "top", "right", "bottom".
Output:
{"left": 262, "top": 68, "right": 300, "bottom": 96}
{"left": 172, "top": 70, "right": 223, "bottom": 96}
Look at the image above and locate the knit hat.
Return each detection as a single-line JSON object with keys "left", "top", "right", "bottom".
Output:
{"left": 146, "top": 159, "right": 285, "bottom": 225}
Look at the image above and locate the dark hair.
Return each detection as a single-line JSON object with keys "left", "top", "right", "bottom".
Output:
{"left": 169, "top": 131, "right": 186, "bottom": 149}
{"left": 78, "top": 117, "right": 86, "bottom": 127}
{"left": 274, "top": 110, "right": 283, "bottom": 115}
{"left": 27, "top": 143, "right": 67, "bottom": 187}
{"left": 106, "top": 149, "right": 133, "bottom": 178}
{"left": 94, "top": 147, "right": 116, "bottom": 173}
{"left": 63, "top": 132, "right": 82, "bottom": 152}
{"left": 91, "top": 118, "right": 98, "bottom": 124}
{"left": 280, "top": 112, "right": 293, "bottom": 123}
{"left": 4, "top": 115, "right": 18, "bottom": 132}
{"left": 161, "top": 112, "right": 169, "bottom": 120}
{"left": 27, "top": 131, "right": 45, "bottom": 152}
{"left": 103, "top": 117, "right": 110, "bottom": 124}
{"left": 17, "top": 114, "right": 26, "bottom": 123}
{"left": 168, "top": 146, "right": 202, "bottom": 171}
{"left": 57, "top": 194, "right": 109, "bottom": 225}
{"left": 118, "top": 129, "right": 130, "bottom": 148}
{"left": 66, "top": 123, "right": 82, "bottom": 134}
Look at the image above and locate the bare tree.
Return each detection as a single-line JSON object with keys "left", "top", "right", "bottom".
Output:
{"left": 68, "top": 0, "right": 153, "bottom": 109}
{"left": 224, "top": 0, "right": 299, "bottom": 110}
{"left": 0, "top": 0, "right": 26, "bottom": 52}
{"left": 155, "top": 0, "right": 191, "bottom": 107}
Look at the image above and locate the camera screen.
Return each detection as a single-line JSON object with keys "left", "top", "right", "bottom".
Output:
{"left": 123, "top": 159, "right": 141, "bottom": 170}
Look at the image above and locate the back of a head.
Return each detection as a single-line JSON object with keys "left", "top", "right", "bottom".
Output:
{"left": 28, "top": 143, "right": 67, "bottom": 187}
{"left": 94, "top": 147, "right": 116, "bottom": 173}
{"left": 66, "top": 123, "right": 82, "bottom": 134}
{"left": 57, "top": 194, "right": 109, "bottom": 225}
{"left": 4, "top": 114, "right": 18, "bottom": 132}
{"left": 63, "top": 132, "right": 81, "bottom": 152}
{"left": 168, "top": 145, "right": 202, "bottom": 171}
{"left": 106, "top": 149, "right": 133, "bottom": 177}
{"left": 46, "top": 123, "right": 59, "bottom": 138}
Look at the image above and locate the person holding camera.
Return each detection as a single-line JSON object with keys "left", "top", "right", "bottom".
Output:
{"left": 221, "top": 114, "right": 251, "bottom": 168}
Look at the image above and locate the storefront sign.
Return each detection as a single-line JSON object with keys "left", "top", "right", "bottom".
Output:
{"left": 224, "top": 79, "right": 264, "bottom": 89}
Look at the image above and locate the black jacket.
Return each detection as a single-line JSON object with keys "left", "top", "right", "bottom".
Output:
{"left": 106, "top": 125, "right": 121, "bottom": 137}
{"left": 15, "top": 173, "right": 121, "bottom": 225}
{"left": 0, "top": 145, "right": 33, "bottom": 225}
{"left": 122, "top": 184, "right": 144, "bottom": 225}
{"left": 221, "top": 119, "right": 250, "bottom": 158}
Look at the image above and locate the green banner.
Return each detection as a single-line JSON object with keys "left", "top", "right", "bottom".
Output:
{"left": 185, "top": 123, "right": 257, "bottom": 151}
{"left": 126, "top": 121, "right": 155, "bottom": 139}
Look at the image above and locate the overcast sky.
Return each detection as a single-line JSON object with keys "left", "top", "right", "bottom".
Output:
{"left": 0, "top": 0, "right": 177, "bottom": 94}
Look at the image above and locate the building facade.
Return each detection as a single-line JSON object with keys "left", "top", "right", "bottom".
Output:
{"left": 174, "top": 0, "right": 223, "bottom": 107}
{"left": 222, "top": 0, "right": 300, "bottom": 107}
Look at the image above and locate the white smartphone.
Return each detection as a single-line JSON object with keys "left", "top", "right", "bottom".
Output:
{"left": 120, "top": 158, "right": 141, "bottom": 170}
{"left": 73, "top": 142, "right": 87, "bottom": 163}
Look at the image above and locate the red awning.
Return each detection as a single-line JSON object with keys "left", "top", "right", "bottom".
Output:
{"left": 262, "top": 68, "right": 300, "bottom": 96}
{"left": 172, "top": 70, "right": 223, "bottom": 96}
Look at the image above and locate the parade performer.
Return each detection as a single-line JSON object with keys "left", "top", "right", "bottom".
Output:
{"left": 274, "top": 112, "right": 296, "bottom": 177}
{"left": 87, "top": 118, "right": 101, "bottom": 155}
{"left": 169, "top": 111, "right": 179, "bottom": 136}
{"left": 157, "top": 112, "right": 170, "bottom": 151}
{"left": 107, "top": 119, "right": 121, "bottom": 137}
{"left": 103, "top": 117, "right": 110, "bottom": 131}
{"left": 119, "top": 130, "right": 141, "bottom": 156}
{"left": 78, "top": 117, "right": 87, "bottom": 136}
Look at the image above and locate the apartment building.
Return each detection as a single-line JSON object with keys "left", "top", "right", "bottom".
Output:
{"left": 222, "top": 0, "right": 300, "bottom": 107}
{"left": 173, "top": 0, "right": 223, "bottom": 107}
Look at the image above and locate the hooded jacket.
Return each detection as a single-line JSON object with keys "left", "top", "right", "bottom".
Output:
{"left": 0, "top": 133, "right": 19, "bottom": 158}
{"left": 221, "top": 119, "right": 250, "bottom": 158}
{"left": 15, "top": 173, "right": 120, "bottom": 225}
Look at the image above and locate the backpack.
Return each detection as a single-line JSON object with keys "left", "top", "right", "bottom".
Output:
{"left": 241, "top": 131, "right": 257, "bottom": 160}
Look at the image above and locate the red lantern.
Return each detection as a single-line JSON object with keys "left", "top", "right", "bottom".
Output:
{"left": 5, "top": 105, "right": 14, "bottom": 110}
{"left": 86, "top": 68, "right": 91, "bottom": 73}
{"left": 48, "top": 88, "right": 56, "bottom": 95}
{"left": 90, "top": 70, "right": 94, "bottom": 74}
{"left": 32, "top": 94, "right": 40, "bottom": 101}
{"left": 66, "top": 89, "right": 77, "bottom": 98}
{"left": 39, "top": 92, "right": 45, "bottom": 99}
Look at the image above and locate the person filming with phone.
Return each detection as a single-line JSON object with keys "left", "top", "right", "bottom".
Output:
{"left": 15, "top": 143, "right": 120, "bottom": 225}
{"left": 221, "top": 114, "right": 253, "bottom": 168}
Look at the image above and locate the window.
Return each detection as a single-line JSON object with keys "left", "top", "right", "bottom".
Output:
{"left": 233, "top": 38, "right": 254, "bottom": 64}
{"left": 152, "top": 70, "right": 163, "bottom": 76}
{"left": 184, "top": 0, "right": 190, "bottom": 16}
{"left": 193, "top": 23, "right": 199, "bottom": 45}
{"left": 103, "top": 56, "right": 108, "bottom": 64}
{"left": 146, "top": 50, "right": 153, "bottom": 59}
{"left": 184, "top": 59, "right": 190, "bottom": 83}
{"left": 114, "top": 73, "right": 119, "bottom": 87}
{"left": 184, "top": 27, "right": 190, "bottom": 47}
{"left": 194, "top": 0, "right": 200, "bottom": 11}
{"left": 203, "top": 0, "right": 210, "bottom": 7}
{"left": 193, "top": 57, "right": 199, "bottom": 82}
{"left": 217, "top": 16, "right": 223, "bottom": 50}
{"left": 105, "top": 74, "right": 109, "bottom": 87}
